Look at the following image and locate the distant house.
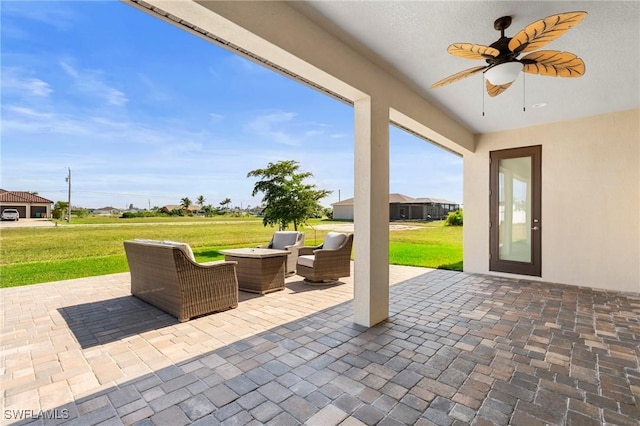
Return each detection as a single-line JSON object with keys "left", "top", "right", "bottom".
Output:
{"left": 332, "top": 193, "right": 459, "bottom": 221}
{"left": 92, "top": 207, "right": 122, "bottom": 216}
{"left": 0, "top": 189, "right": 53, "bottom": 218}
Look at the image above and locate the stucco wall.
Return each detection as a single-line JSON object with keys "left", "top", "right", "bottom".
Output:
{"left": 333, "top": 205, "right": 354, "bottom": 221}
{"left": 464, "top": 109, "right": 640, "bottom": 293}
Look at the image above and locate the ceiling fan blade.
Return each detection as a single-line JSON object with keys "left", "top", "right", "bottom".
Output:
{"left": 521, "top": 50, "right": 585, "bottom": 77}
{"left": 431, "top": 66, "right": 488, "bottom": 88}
{"left": 508, "top": 11, "right": 587, "bottom": 54}
{"left": 486, "top": 80, "right": 513, "bottom": 97}
{"left": 447, "top": 43, "right": 500, "bottom": 60}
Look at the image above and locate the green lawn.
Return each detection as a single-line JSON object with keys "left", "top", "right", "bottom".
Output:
{"left": 0, "top": 217, "right": 462, "bottom": 287}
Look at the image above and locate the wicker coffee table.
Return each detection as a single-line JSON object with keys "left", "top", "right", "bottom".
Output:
{"left": 219, "top": 248, "right": 289, "bottom": 294}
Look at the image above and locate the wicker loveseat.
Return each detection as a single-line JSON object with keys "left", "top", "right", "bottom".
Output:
{"left": 296, "top": 232, "right": 353, "bottom": 283}
{"left": 124, "top": 240, "right": 239, "bottom": 322}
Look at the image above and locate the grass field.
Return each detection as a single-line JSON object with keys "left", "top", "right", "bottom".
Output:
{"left": 0, "top": 217, "right": 462, "bottom": 287}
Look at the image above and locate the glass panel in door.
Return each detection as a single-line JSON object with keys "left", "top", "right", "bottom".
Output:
{"left": 498, "top": 157, "right": 532, "bottom": 262}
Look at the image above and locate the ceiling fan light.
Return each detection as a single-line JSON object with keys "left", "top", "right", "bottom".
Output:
{"left": 485, "top": 62, "right": 522, "bottom": 85}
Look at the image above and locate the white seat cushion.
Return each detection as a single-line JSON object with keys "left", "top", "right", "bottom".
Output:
{"left": 271, "top": 231, "right": 301, "bottom": 249}
{"left": 323, "top": 232, "right": 346, "bottom": 250}
{"left": 297, "top": 255, "right": 315, "bottom": 268}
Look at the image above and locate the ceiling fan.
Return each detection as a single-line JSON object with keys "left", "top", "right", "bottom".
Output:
{"left": 431, "top": 11, "right": 587, "bottom": 97}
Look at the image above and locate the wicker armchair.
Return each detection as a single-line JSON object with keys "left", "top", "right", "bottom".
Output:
{"left": 124, "top": 240, "right": 238, "bottom": 322}
{"left": 258, "top": 231, "right": 305, "bottom": 276}
{"left": 296, "top": 232, "right": 353, "bottom": 283}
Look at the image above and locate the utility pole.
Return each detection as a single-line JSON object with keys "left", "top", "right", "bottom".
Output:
{"left": 65, "top": 167, "right": 71, "bottom": 223}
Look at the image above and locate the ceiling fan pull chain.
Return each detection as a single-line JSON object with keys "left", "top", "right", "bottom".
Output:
{"left": 482, "top": 74, "right": 485, "bottom": 116}
{"left": 523, "top": 72, "right": 526, "bottom": 112}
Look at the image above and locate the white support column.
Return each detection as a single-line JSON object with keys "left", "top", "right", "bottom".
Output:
{"left": 353, "top": 96, "right": 390, "bottom": 327}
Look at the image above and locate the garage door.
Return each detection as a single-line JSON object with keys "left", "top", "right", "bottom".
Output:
{"left": 1, "top": 205, "right": 26, "bottom": 218}
{"left": 31, "top": 206, "right": 47, "bottom": 218}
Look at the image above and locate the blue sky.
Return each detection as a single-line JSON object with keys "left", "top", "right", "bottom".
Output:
{"left": 1, "top": 1, "right": 462, "bottom": 210}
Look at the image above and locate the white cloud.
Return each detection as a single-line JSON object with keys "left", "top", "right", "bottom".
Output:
{"left": 246, "top": 111, "right": 301, "bottom": 146}
{"left": 244, "top": 111, "right": 342, "bottom": 147}
{"left": 209, "top": 113, "right": 225, "bottom": 122}
{"left": 247, "top": 111, "right": 296, "bottom": 132}
{"left": 59, "top": 60, "right": 128, "bottom": 106}
{"left": 1, "top": 68, "right": 53, "bottom": 97}
{"left": 26, "top": 79, "right": 52, "bottom": 97}
{"left": 105, "top": 88, "right": 127, "bottom": 106}
{"left": 269, "top": 131, "right": 300, "bottom": 147}
{"left": 1, "top": 3, "right": 77, "bottom": 32}
{"left": 4, "top": 105, "right": 53, "bottom": 119}
{"left": 59, "top": 61, "right": 79, "bottom": 78}
{"left": 136, "top": 73, "right": 171, "bottom": 102}
{"left": 2, "top": 105, "right": 108, "bottom": 136}
{"left": 304, "top": 130, "right": 323, "bottom": 138}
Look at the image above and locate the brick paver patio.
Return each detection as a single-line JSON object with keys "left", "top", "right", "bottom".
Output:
{"left": 1, "top": 265, "right": 638, "bottom": 425}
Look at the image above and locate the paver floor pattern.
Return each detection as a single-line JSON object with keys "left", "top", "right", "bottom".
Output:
{"left": 1, "top": 266, "right": 638, "bottom": 425}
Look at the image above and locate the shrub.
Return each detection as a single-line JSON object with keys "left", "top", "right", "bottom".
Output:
{"left": 445, "top": 210, "right": 463, "bottom": 226}
{"left": 74, "top": 209, "right": 89, "bottom": 218}
{"left": 121, "top": 211, "right": 168, "bottom": 219}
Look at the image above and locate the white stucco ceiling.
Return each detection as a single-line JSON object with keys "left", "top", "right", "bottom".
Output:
{"left": 291, "top": 1, "right": 640, "bottom": 134}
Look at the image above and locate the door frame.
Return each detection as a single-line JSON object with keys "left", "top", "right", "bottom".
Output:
{"left": 489, "top": 145, "right": 542, "bottom": 276}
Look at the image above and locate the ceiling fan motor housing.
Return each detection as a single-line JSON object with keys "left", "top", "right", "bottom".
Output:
{"left": 487, "top": 37, "right": 517, "bottom": 66}
{"left": 487, "top": 16, "right": 518, "bottom": 66}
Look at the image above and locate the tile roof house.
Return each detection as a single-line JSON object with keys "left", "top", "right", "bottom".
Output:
{"left": 332, "top": 193, "right": 459, "bottom": 220}
{"left": 0, "top": 189, "right": 53, "bottom": 219}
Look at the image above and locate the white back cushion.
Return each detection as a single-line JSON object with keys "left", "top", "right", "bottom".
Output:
{"left": 162, "top": 240, "right": 195, "bottom": 261}
{"left": 323, "top": 232, "right": 346, "bottom": 250}
{"left": 133, "top": 239, "right": 195, "bottom": 261}
{"left": 272, "top": 231, "right": 300, "bottom": 249}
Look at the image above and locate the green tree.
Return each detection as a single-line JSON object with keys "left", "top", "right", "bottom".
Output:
{"left": 197, "top": 195, "right": 206, "bottom": 210}
{"left": 247, "top": 160, "right": 331, "bottom": 230}
{"left": 52, "top": 201, "right": 69, "bottom": 220}
{"left": 202, "top": 204, "right": 214, "bottom": 217}
{"left": 219, "top": 198, "right": 232, "bottom": 213}
{"left": 180, "top": 197, "right": 192, "bottom": 212}
{"left": 445, "top": 209, "right": 463, "bottom": 226}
